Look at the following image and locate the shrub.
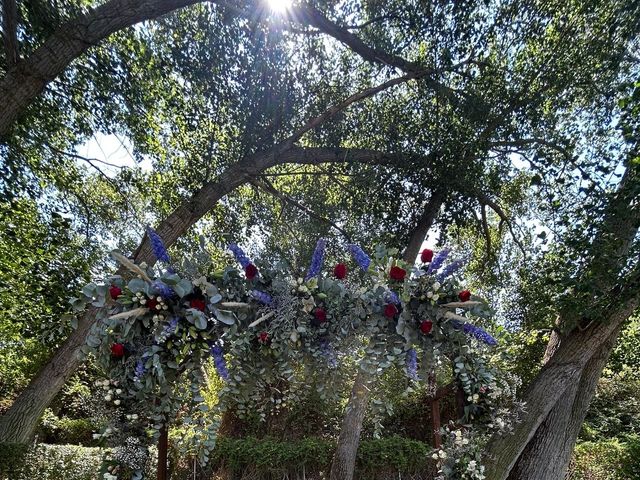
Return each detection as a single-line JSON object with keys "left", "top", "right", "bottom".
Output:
{"left": 8, "top": 444, "right": 104, "bottom": 480}
{"left": 0, "top": 443, "right": 29, "bottom": 479}
{"left": 569, "top": 435, "right": 640, "bottom": 480}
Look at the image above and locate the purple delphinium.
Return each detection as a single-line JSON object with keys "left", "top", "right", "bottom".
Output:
{"left": 146, "top": 227, "right": 171, "bottom": 264}
{"left": 437, "top": 258, "right": 465, "bottom": 282}
{"left": 451, "top": 320, "right": 498, "bottom": 346}
{"left": 251, "top": 289, "right": 273, "bottom": 305}
{"left": 406, "top": 348, "right": 418, "bottom": 380}
{"left": 152, "top": 280, "right": 174, "bottom": 299}
{"left": 427, "top": 247, "right": 450, "bottom": 274}
{"left": 228, "top": 243, "right": 251, "bottom": 268}
{"left": 385, "top": 290, "right": 401, "bottom": 305}
{"left": 320, "top": 340, "right": 338, "bottom": 369}
{"left": 347, "top": 244, "right": 371, "bottom": 271}
{"left": 210, "top": 344, "right": 229, "bottom": 381}
{"left": 305, "top": 238, "right": 327, "bottom": 281}
{"left": 162, "top": 316, "right": 179, "bottom": 337}
{"left": 134, "top": 359, "right": 146, "bottom": 380}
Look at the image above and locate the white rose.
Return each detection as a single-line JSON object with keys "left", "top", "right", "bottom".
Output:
{"left": 433, "top": 282, "right": 441, "bottom": 291}
{"left": 104, "top": 395, "right": 112, "bottom": 402}
{"left": 115, "top": 389, "right": 122, "bottom": 395}
{"left": 113, "top": 399, "right": 121, "bottom": 406}
{"left": 432, "top": 294, "right": 439, "bottom": 301}
{"left": 427, "top": 292, "right": 433, "bottom": 298}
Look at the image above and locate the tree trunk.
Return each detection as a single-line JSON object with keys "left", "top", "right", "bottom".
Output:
{"left": 483, "top": 297, "right": 638, "bottom": 480}
{"left": 329, "top": 369, "right": 371, "bottom": 480}
{"left": 506, "top": 322, "right": 623, "bottom": 480}
{"left": 0, "top": 307, "right": 98, "bottom": 443}
{"left": 329, "top": 191, "right": 446, "bottom": 480}
{"left": 0, "top": 0, "right": 206, "bottom": 137}
{"left": 402, "top": 190, "right": 445, "bottom": 264}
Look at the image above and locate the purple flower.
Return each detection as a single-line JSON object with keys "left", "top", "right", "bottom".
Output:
{"left": 251, "top": 289, "right": 273, "bottom": 305}
{"left": 406, "top": 348, "right": 418, "bottom": 380}
{"left": 451, "top": 320, "right": 498, "bottom": 346}
{"left": 385, "top": 290, "right": 401, "bottom": 305}
{"left": 348, "top": 244, "right": 371, "bottom": 271}
{"left": 210, "top": 344, "right": 229, "bottom": 381}
{"left": 134, "top": 359, "right": 146, "bottom": 380}
{"left": 305, "top": 238, "right": 327, "bottom": 281}
{"left": 320, "top": 340, "right": 338, "bottom": 369}
{"left": 228, "top": 243, "right": 251, "bottom": 268}
{"left": 437, "top": 258, "right": 465, "bottom": 282}
{"left": 162, "top": 316, "right": 179, "bottom": 337}
{"left": 152, "top": 280, "right": 174, "bottom": 299}
{"left": 427, "top": 247, "right": 450, "bottom": 274}
{"left": 147, "top": 227, "right": 171, "bottom": 264}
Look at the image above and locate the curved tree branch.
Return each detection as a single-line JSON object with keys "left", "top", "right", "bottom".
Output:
{"left": 0, "top": 0, "right": 205, "bottom": 136}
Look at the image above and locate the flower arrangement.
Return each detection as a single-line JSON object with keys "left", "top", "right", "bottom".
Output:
{"left": 71, "top": 232, "right": 515, "bottom": 478}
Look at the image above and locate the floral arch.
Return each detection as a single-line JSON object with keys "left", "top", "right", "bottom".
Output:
{"left": 72, "top": 229, "right": 520, "bottom": 480}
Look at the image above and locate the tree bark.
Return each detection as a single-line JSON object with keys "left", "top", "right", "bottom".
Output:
{"left": 0, "top": 143, "right": 433, "bottom": 444}
{"left": 0, "top": 0, "right": 206, "bottom": 137}
{"left": 402, "top": 190, "right": 445, "bottom": 264}
{"left": 0, "top": 307, "right": 98, "bottom": 443}
{"left": 506, "top": 323, "right": 624, "bottom": 480}
{"left": 329, "top": 370, "right": 371, "bottom": 480}
{"left": 328, "top": 191, "right": 446, "bottom": 480}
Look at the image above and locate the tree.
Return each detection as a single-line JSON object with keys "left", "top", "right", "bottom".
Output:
{"left": 1, "top": 3, "right": 639, "bottom": 480}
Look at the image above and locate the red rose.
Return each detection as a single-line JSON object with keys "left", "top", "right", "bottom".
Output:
{"left": 334, "top": 263, "right": 347, "bottom": 279}
{"left": 421, "top": 249, "right": 434, "bottom": 263}
{"left": 458, "top": 290, "right": 471, "bottom": 302}
{"left": 191, "top": 299, "right": 206, "bottom": 312}
{"left": 389, "top": 266, "right": 406, "bottom": 281}
{"left": 419, "top": 320, "right": 433, "bottom": 334}
{"left": 147, "top": 298, "right": 159, "bottom": 311}
{"left": 384, "top": 303, "right": 398, "bottom": 318}
{"left": 109, "top": 285, "right": 122, "bottom": 300}
{"left": 314, "top": 308, "right": 328, "bottom": 323}
{"left": 245, "top": 263, "right": 258, "bottom": 280}
{"left": 111, "top": 343, "right": 125, "bottom": 358}
{"left": 258, "top": 331, "right": 270, "bottom": 344}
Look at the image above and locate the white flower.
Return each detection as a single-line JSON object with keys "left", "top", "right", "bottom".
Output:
{"left": 438, "top": 450, "right": 447, "bottom": 459}
{"left": 473, "top": 394, "right": 479, "bottom": 402}
{"left": 432, "top": 294, "right": 439, "bottom": 301}
{"left": 156, "top": 296, "right": 162, "bottom": 302}
{"left": 432, "top": 453, "right": 439, "bottom": 460}
{"left": 104, "top": 395, "right": 112, "bottom": 402}
{"left": 433, "top": 282, "right": 441, "bottom": 291}
{"left": 114, "top": 399, "right": 121, "bottom": 406}
{"left": 427, "top": 291, "right": 433, "bottom": 298}
{"left": 115, "top": 389, "right": 122, "bottom": 395}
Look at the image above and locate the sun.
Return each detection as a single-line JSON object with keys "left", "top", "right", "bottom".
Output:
{"left": 268, "top": 0, "right": 292, "bottom": 13}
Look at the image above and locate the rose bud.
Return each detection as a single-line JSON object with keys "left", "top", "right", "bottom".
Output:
{"left": 389, "top": 266, "right": 406, "bottom": 281}
{"left": 245, "top": 263, "right": 258, "bottom": 280}
{"left": 421, "top": 248, "right": 434, "bottom": 263}
{"left": 334, "top": 263, "right": 347, "bottom": 279}
{"left": 110, "top": 343, "right": 125, "bottom": 358}
{"left": 109, "top": 285, "right": 122, "bottom": 300}
{"left": 384, "top": 303, "right": 398, "bottom": 318}
{"left": 419, "top": 320, "right": 433, "bottom": 334}
{"left": 458, "top": 290, "right": 472, "bottom": 302}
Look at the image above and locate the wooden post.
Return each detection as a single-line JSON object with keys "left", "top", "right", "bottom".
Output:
{"left": 431, "top": 397, "right": 442, "bottom": 449}
{"left": 157, "top": 424, "right": 168, "bottom": 480}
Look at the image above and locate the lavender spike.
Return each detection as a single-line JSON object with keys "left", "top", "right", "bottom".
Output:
{"left": 348, "top": 244, "right": 371, "bottom": 271}
{"left": 228, "top": 243, "right": 251, "bottom": 268}
{"left": 427, "top": 247, "right": 450, "bottom": 274}
{"left": 146, "top": 227, "right": 171, "bottom": 264}
{"left": 305, "top": 238, "right": 327, "bottom": 281}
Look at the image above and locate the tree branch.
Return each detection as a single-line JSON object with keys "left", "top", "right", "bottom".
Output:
{"left": 251, "top": 177, "right": 352, "bottom": 242}
{"left": 476, "top": 192, "right": 527, "bottom": 258}
{"left": 2, "top": 0, "right": 19, "bottom": 64}
{"left": 0, "top": 0, "right": 206, "bottom": 137}
{"left": 402, "top": 189, "right": 446, "bottom": 264}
